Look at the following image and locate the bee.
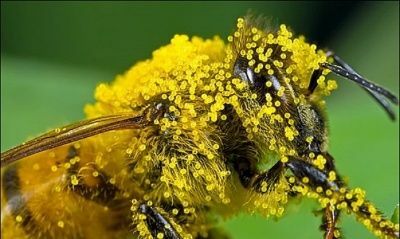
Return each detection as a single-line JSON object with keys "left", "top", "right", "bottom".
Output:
{"left": 1, "top": 16, "right": 399, "bottom": 239}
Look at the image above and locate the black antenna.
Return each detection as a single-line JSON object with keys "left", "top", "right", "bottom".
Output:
{"left": 320, "top": 54, "right": 399, "bottom": 120}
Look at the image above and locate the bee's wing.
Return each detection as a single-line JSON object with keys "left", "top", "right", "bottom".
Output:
{"left": 1, "top": 114, "right": 150, "bottom": 167}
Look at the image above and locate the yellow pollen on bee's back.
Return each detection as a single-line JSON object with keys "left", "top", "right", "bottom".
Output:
{"left": 70, "top": 175, "right": 79, "bottom": 186}
{"left": 57, "top": 221, "right": 65, "bottom": 228}
{"left": 51, "top": 165, "right": 58, "bottom": 172}
{"left": 15, "top": 215, "right": 23, "bottom": 222}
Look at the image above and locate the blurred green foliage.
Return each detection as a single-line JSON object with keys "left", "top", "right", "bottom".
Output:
{"left": 1, "top": 2, "right": 367, "bottom": 73}
{"left": 1, "top": 2, "right": 398, "bottom": 239}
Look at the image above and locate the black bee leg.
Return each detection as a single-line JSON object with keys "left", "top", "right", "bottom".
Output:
{"left": 286, "top": 157, "right": 399, "bottom": 238}
{"left": 137, "top": 203, "right": 182, "bottom": 239}
{"left": 286, "top": 157, "right": 340, "bottom": 191}
{"left": 251, "top": 161, "right": 284, "bottom": 193}
{"left": 286, "top": 158, "right": 342, "bottom": 239}
{"left": 321, "top": 206, "right": 341, "bottom": 239}
{"left": 231, "top": 155, "right": 284, "bottom": 193}
{"left": 231, "top": 156, "right": 257, "bottom": 188}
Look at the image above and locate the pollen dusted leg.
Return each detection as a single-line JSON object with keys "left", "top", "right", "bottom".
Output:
{"left": 286, "top": 157, "right": 399, "bottom": 239}
{"left": 250, "top": 161, "right": 284, "bottom": 193}
{"left": 231, "top": 155, "right": 284, "bottom": 193}
{"left": 233, "top": 158, "right": 342, "bottom": 238}
{"left": 134, "top": 202, "right": 182, "bottom": 239}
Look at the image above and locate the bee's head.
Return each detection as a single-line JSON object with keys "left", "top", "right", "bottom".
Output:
{"left": 226, "top": 17, "right": 336, "bottom": 158}
{"left": 228, "top": 16, "right": 398, "bottom": 162}
{"left": 232, "top": 55, "right": 328, "bottom": 157}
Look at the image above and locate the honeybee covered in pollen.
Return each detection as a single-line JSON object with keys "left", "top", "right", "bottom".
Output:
{"left": 1, "top": 16, "right": 399, "bottom": 239}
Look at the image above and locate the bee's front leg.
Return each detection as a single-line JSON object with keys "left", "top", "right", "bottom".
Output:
{"left": 286, "top": 158, "right": 343, "bottom": 239}
{"left": 286, "top": 157, "right": 399, "bottom": 239}
{"left": 232, "top": 156, "right": 345, "bottom": 238}
{"left": 321, "top": 206, "right": 341, "bottom": 239}
{"left": 132, "top": 202, "right": 182, "bottom": 239}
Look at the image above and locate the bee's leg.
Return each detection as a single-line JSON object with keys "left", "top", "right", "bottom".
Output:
{"left": 233, "top": 158, "right": 344, "bottom": 238}
{"left": 285, "top": 158, "right": 343, "bottom": 239}
{"left": 285, "top": 157, "right": 340, "bottom": 191}
{"left": 320, "top": 206, "right": 341, "bottom": 239}
{"left": 231, "top": 154, "right": 284, "bottom": 192}
{"left": 250, "top": 161, "right": 284, "bottom": 193}
{"left": 66, "top": 146, "right": 121, "bottom": 206}
{"left": 135, "top": 203, "right": 182, "bottom": 239}
{"left": 286, "top": 157, "right": 399, "bottom": 239}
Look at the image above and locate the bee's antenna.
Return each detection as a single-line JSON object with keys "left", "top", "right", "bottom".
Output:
{"left": 320, "top": 55, "right": 399, "bottom": 120}
{"left": 363, "top": 87, "right": 396, "bottom": 120}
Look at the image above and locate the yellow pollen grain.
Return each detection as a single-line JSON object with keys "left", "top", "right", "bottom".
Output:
{"left": 302, "top": 177, "right": 309, "bottom": 184}
{"left": 126, "top": 148, "right": 133, "bottom": 154}
{"left": 306, "top": 136, "right": 313, "bottom": 143}
{"left": 289, "top": 177, "right": 295, "bottom": 184}
{"left": 15, "top": 215, "right": 23, "bottom": 222}
{"left": 64, "top": 163, "right": 71, "bottom": 169}
{"left": 71, "top": 175, "right": 79, "bottom": 186}
{"left": 163, "top": 192, "right": 171, "bottom": 198}
{"left": 139, "top": 144, "right": 146, "bottom": 151}
{"left": 57, "top": 220, "right": 65, "bottom": 228}
{"left": 109, "top": 178, "right": 116, "bottom": 184}
{"left": 157, "top": 233, "right": 164, "bottom": 239}
{"left": 172, "top": 209, "right": 179, "bottom": 215}
{"left": 55, "top": 185, "right": 61, "bottom": 192}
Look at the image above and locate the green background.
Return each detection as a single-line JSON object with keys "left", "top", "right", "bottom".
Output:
{"left": 1, "top": 2, "right": 398, "bottom": 239}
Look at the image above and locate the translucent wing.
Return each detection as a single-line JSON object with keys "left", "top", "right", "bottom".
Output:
{"left": 1, "top": 113, "right": 151, "bottom": 167}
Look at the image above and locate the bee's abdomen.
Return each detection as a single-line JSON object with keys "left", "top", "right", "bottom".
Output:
{"left": 1, "top": 143, "right": 131, "bottom": 239}
{"left": 2, "top": 164, "right": 37, "bottom": 239}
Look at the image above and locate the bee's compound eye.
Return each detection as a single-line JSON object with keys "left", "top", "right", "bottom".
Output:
{"left": 233, "top": 57, "right": 279, "bottom": 91}
{"left": 233, "top": 57, "right": 256, "bottom": 86}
